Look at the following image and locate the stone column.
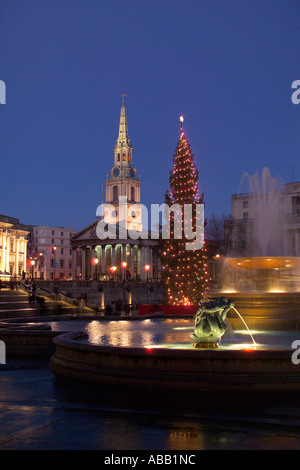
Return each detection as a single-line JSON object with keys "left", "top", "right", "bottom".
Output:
{"left": 111, "top": 245, "right": 116, "bottom": 266}
{"left": 149, "top": 245, "right": 153, "bottom": 280}
{"left": 141, "top": 246, "right": 150, "bottom": 281}
{"left": 72, "top": 249, "right": 77, "bottom": 279}
{"left": 138, "top": 246, "right": 143, "bottom": 280}
{"left": 15, "top": 238, "right": 19, "bottom": 276}
{"left": 5, "top": 233, "right": 10, "bottom": 273}
{"left": 82, "top": 248, "right": 86, "bottom": 279}
{"left": 2, "top": 233, "right": 6, "bottom": 273}
{"left": 101, "top": 246, "right": 105, "bottom": 274}
{"left": 91, "top": 248, "right": 96, "bottom": 279}
{"left": 130, "top": 245, "right": 135, "bottom": 279}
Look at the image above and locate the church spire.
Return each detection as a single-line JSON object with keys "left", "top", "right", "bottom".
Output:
{"left": 116, "top": 91, "right": 129, "bottom": 146}
{"left": 113, "top": 92, "right": 133, "bottom": 167}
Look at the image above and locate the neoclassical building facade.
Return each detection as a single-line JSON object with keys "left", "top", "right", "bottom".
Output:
{"left": 71, "top": 97, "right": 161, "bottom": 281}
{"left": 0, "top": 221, "right": 28, "bottom": 279}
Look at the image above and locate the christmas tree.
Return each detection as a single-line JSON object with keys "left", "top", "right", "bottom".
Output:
{"left": 161, "top": 117, "right": 209, "bottom": 305}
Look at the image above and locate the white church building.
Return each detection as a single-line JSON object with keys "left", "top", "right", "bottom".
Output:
{"left": 71, "top": 96, "right": 161, "bottom": 282}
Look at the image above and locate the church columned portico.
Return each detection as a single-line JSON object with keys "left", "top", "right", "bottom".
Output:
{"left": 71, "top": 236, "right": 161, "bottom": 282}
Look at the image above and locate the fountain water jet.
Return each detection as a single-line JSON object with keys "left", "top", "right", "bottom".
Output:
{"left": 224, "top": 168, "right": 300, "bottom": 294}
{"left": 231, "top": 306, "right": 257, "bottom": 346}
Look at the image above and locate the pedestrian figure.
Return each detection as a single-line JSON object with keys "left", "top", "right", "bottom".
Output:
{"left": 116, "top": 298, "right": 122, "bottom": 316}
{"left": 105, "top": 303, "right": 112, "bottom": 316}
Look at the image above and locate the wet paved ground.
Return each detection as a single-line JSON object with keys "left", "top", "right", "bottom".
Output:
{"left": 1, "top": 287, "right": 300, "bottom": 450}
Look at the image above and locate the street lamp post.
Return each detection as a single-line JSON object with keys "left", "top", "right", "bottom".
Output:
{"left": 144, "top": 264, "right": 150, "bottom": 281}
{"left": 110, "top": 265, "right": 117, "bottom": 281}
{"left": 52, "top": 246, "right": 56, "bottom": 281}
{"left": 121, "top": 261, "right": 127, "bottom": 281}
{"left": 30, "top": 259, "right": 35, "bottom": 280}
{"left": 92, "top": 257, "right": 99, "bottom": 280}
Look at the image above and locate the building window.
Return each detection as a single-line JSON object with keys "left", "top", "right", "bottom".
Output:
{"left": 61, "top": 248, "right": 64, "bottom": 255}
{"left": 131, "top": 186, "right": 135, "bottom": 202}
{"left": 52, "top": 231, "right": 55, "bottom": 236}
{"left": 60, "top": 259, "right": 64, "bottom": 268}
{"left": 243, "top": 212, "right": 248, "bottom": 221}
{"left": 123, "top": 153, "right": 126, "bottom": 161}
{"left": 61, "top": 240, "right": 63, "bottom": 245}
{"left": 128, "top": 154, "right": 131, "bottom": 162}
{"left": 61, "top": 232, "right": 64, "bottom": 236}
{"left": 117, "top": 153, "right": 120, "bottom": 161}
{"left": 52, "top": 239, "right": 54, "bottom": 244}
{"left": 243, "top": 201, "right": 248, "bottom": 208}
{"left": 113, "top": 186, "right": 119, "bottom": 202}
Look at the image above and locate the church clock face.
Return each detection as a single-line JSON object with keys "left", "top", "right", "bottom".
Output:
{"left": 113, "top": 168, "right": 120, "bottom": 177}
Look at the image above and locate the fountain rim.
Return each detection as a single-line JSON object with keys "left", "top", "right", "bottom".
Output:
{"left": 53, "top": 331, "right": 294, "bottom": 358}
{"left": 226, "top": 256, "right": 300, "bottom": 270}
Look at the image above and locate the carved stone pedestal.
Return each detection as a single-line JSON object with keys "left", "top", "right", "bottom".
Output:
{"left": 193, "top": 342, "right": 218, "bottom": 349}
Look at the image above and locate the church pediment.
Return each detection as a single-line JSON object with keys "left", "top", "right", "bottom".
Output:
{"left": 72, "top": 221, "right": 98, "bottom": 241}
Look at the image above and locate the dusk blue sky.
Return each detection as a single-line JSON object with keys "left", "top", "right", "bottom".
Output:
{"left": 1, "top": 0, "right": 300, "bottom": 231}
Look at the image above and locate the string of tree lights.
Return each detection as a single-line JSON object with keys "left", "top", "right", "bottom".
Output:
{"left": 161, "top": 117, "right": 209, "bottom": 305}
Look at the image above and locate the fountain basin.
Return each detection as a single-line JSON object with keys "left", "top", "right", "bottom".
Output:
{"left": 48, "top": 317, "right": 300, "bottom": 392}
{"left": 49, "top": 330, "right": 300, "bottom": 392}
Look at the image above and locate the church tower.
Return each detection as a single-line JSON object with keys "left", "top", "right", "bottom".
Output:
{"left": 105, "top": 94, "right": 142, "bottom": 231}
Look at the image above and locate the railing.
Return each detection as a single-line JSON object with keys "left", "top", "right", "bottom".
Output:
{"left": 20, "top": 281, "right": 88, "bottom": 311}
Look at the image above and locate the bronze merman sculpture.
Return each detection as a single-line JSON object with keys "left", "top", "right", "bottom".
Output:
{"left": 191, "top": 297, "right": 235, "bottom": 348}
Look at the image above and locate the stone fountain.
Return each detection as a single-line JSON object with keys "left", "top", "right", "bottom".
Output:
{"left": 220, "top": 168, "right": 300, "bottom": 330}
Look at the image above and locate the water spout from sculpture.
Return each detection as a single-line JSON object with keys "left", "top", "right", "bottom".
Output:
{"left": 231, "top": 306, "right": 257, "bottom": 347}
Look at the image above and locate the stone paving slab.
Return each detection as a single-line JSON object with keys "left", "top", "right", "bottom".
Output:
{"left": 0, "top": 357, "right": 300, "bottom": 449}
